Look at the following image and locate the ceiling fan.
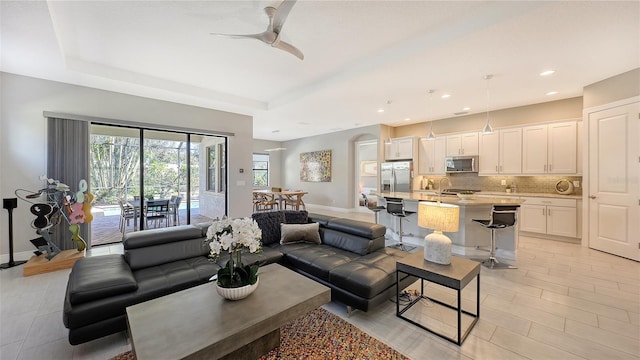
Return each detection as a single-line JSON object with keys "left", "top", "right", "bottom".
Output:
{"left": 210, "top": 0, "right": 304, "bottom": 60}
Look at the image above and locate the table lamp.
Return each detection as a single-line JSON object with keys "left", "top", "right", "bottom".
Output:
{"left": 418, "top": 201, "right": 460, "bottom": 265}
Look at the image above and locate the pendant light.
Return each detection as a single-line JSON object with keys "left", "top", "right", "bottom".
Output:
{"left": 482, "top": 74, "right": 494, "bottom": 134}
{"left": 384, "top": 100, "right": 393, "bottom": 145}
{"left": 426, "top": 90, "right": 436, "bottom": 140}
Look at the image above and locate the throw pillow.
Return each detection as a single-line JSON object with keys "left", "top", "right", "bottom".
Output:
{"left": 280, "top": 222, "right": 321, "bottom": 245}
{"left": 283, "top": 210, "right": 309, "bottom": 224}
{"left": 252, "top": 211, "right": 284, "bottom": 246}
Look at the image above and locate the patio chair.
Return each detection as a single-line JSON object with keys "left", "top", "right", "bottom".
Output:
{"left": 169, "top": 196, "right": 182, "bottom": 226}
{"left": 117, "top": 199, "right": 135, "bottom": 234}
{"left": 145, "top": 199, "right": 170, "bottom": 228}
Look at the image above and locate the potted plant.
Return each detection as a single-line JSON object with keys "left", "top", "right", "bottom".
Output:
{"left": 205, "top": 217, "right": 262, "bottom": 300}
{"left": 505, "top": 184, "right": 512, "bottom": 193}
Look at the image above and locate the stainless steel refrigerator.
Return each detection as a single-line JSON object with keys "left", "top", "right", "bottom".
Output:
{"left": 380, "top": 161, "right": 413, "bottom": 193}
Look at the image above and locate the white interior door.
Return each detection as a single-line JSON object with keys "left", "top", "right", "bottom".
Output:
{"left": 588, "top": 101, "right": 639, "bottom": 261}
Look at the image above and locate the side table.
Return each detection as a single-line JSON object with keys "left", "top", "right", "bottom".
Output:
{"left": 396, "top": 251, "right": 480, "bottom": 345}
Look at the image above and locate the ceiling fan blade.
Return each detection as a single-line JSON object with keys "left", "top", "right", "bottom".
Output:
{"left": 273, "top": 0, "right": 297, "bottom": 34}
{"left": 210, "top": 32, "right": 272, "bottom": 43}
{"left": 272, "top": 39, "right": 304, "bottom": 60}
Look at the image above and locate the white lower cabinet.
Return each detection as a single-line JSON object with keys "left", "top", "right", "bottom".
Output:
{"left": 519, "top": 197, "right": 577, "bottom": 238}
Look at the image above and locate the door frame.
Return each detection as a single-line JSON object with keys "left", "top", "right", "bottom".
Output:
{"left": 581, "top": 95, "right": 639, "bottom": 248}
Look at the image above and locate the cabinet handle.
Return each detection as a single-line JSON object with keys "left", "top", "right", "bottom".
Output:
{"left": 549, "top": 164, "right": 553, "bottom": 171}
{"left": 496, "top": 165, "right": 498, "bottom": 172}
{"left": 544, "top": 164, "right": 547, "bottom": 172}
{"left": 500, "top": 165, "right": 503, "bottom": 172}
{"left": 589, "top": 195, "right": 596, "bottom": 199}
{"left": 542, "top": 208, "right": 546, "bottom": 216}
{"left": 548, "top": 209, "right": 551, "bottom": 216}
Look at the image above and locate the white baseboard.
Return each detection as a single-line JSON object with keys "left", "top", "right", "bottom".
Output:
{"left": 304, "top": 204, "right": 358, "bottom": 214}
{"left": 0, "top": 250, "right": 34, "bottom": 264}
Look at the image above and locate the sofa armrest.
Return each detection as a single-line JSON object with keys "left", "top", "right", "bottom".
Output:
{"left": 67, "top": 255, "right": 137, "bottom": 305}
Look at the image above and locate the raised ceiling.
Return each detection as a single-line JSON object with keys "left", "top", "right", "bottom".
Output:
{"left": 1, "top": 1, "right": 638, "bottom": 141}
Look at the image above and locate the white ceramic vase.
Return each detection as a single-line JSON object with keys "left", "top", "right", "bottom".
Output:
{"left": 216, "top": 277, "right": 259, "bottom": 300}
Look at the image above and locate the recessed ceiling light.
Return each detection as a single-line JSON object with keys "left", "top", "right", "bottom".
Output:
{"left": 297, "top": 121, "right": 310, "bottom": 125}
{"left": 540, "top": 70, "right": 556, "bottom": 76}
{"left": 377, "top": 109, "right": 384, "bottom": 113}
{"left": 546, "top": 91, "right": 558, "bottom": 96}
{"left": 462, "top": 107, "right": 471, "bottom": 111}
{"left": 272, "top": 129, "right": 280, "bottom": 133}
{"left": 441, "top": 94, "right": 451, "bottom": 99}
{"left": 404, "top": 118, "right": 411, "bottom": 121}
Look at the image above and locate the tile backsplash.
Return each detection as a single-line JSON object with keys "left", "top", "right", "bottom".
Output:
{"left": 416, "top": 173, "right": 583, "bottom": 195}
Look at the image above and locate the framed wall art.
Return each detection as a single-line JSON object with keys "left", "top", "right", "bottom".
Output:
{"left": 300, "top": 150, "right": 331, "bottom": 182}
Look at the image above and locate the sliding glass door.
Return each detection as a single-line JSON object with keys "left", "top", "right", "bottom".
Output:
{"left": 89, "top": 124, "right": 226, "bottom": 245}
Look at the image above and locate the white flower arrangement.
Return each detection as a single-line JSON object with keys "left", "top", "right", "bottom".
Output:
{"left": 205, "top": 217, "right": 262, "bottom": 288}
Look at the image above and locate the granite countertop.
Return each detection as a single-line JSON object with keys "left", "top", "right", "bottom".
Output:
{"left": 378, "top": 192, "right": 525, "bottom": 206}
{"left": 413, "top": 190, "right": 582, "bottom": 200}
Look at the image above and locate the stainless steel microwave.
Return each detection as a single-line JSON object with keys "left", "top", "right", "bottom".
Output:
{"left": 445, "top": 156, "right": 478, "bottom": 173}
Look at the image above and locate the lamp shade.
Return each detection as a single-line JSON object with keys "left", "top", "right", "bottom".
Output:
{"left": 418, "top": 202, "right": 459, "bottom": 232}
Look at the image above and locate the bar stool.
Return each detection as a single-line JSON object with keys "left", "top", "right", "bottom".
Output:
{"left": 472, "top": 205, "right": 520, "bottom": 269}
{"left": 385, "top": 197, "right": 415, "bottom": 251}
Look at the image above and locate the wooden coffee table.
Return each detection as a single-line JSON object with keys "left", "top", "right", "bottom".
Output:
{"left": 126, "top": 263, "right": 331, "bottom": 360}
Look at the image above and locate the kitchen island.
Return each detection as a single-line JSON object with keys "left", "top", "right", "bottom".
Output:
{"left": 377, "top": 192, "right": 525, "bottom": 261}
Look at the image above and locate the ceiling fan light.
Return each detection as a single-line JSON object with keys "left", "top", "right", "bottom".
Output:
{"left": 384, "top": 137, "right": 393, "bottom": 145}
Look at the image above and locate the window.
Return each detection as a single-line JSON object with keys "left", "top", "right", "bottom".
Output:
{"left": 207, "top": 143, "right": 226, "bottom": 193}
{"left": 207, "top": 146, "right": 217, "bottom": 191}
{"left": 253, "top": 153, "right": 269, "bottom": 187}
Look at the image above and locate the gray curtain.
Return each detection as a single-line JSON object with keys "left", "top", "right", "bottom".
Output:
{"left": 47, "top": 117, "right": 90, "bottom": 250}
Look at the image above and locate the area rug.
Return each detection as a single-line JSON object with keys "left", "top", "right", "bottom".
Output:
{"left": 110, "top": 307, "right": 407, "bottom": 360}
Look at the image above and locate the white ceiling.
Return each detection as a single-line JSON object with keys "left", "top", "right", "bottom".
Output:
{"left": 2, "top": 1, "right": 638, "bottom": 141}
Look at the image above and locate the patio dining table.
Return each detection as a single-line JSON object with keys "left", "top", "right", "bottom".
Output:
{"left": 127, "top": 199, "right": 174, "bottom": 231}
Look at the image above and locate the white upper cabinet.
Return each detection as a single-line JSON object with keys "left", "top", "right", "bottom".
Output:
{"left": 548, "top": 122, "right": 577, "bottom": 174}
{"left": 418, "top": 137, "right": 446, "bottom": 175}
{"left": 522, "top": 121, "right": 577, "bottom": 174}
{"left": 479, "top": 128, "right": 522, "bottom": 175}
{"left": 446, "top": 132, "right": 479, "bottom": 156}
{"left": 385, "top": 136, "right": 416, "bottom": 160}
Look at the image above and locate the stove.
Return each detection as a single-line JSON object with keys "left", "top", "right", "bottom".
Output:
{"left": 441, "top": 189, "right": 482, "bottom": 195}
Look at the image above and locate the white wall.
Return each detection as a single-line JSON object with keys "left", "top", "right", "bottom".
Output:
{"left": 281, "top": 126, "right": 379, "bottom": 209}
{"left": 0, "top": 72, "right": 253, "bottom": 259}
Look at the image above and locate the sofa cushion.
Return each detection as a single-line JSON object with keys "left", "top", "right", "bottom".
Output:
{"left": 329, "top": 247, "right": 409, "bottom": 299}
{"left": 275, "top": 243, "right": 359, "bottom": 281}
{"left": 282, "top": 210, "right": 309, "bottom": 224}
{"left": 68, "top": 255, "right": 137, "bottom": 306}
{"left": 308, "top": 213, "right": 336, "bottom": 227}
{"left": 320, "top": 228, "right": 384, "bottom": 256}
{"left": 214, "top": 246, "right": 283, "bottom": 268}
{"left": 252, "top": 211, "right": 284, "bottom": 246}
{"left": 326, "top": 218, "right": 386, "bottom": 239}
{"left": 192, "top": 222, "right": 213, "bottom": 237}
{"left": 280, "top": 222, "right": 321, "bottom": 245}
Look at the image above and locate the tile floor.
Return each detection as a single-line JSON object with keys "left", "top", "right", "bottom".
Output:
{"left": 1, "top": 208, "right": 639, "bottom": 360}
